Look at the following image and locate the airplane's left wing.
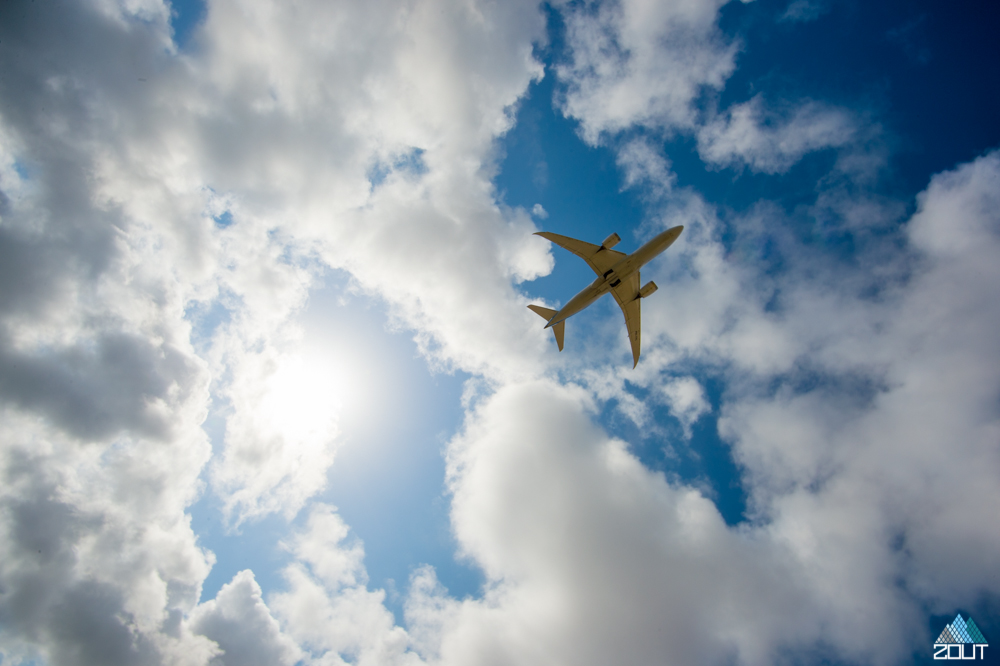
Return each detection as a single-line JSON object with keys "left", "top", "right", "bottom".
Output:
{"left": 535, "top": 232, "right": 627, "bottom": 277}
{"left": 610, "top": 271, "right": 642, "bottom": 367}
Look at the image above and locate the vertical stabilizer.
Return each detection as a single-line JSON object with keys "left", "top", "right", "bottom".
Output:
{"left": 552, "top": 319, "right": 565, "bottom": 351}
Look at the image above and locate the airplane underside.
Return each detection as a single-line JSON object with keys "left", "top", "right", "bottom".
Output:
{"left": 528, "top": 226, "right": 682, "bottom": 367}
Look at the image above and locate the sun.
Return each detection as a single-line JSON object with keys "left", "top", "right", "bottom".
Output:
{"left": 257, "top": 310, "right": 385, "bottom": 445}
{"left": 260, "top": 352, "right": 346, "bottom": 445}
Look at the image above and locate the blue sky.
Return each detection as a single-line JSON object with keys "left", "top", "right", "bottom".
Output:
{"left": 1, "top": 1, "right": 999, "bottom": 665}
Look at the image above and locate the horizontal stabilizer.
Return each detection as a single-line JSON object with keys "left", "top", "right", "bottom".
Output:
{"left": 527, "top": 304, "right": 557, "bottom": 321}
{"left": 527, "top": 304, "right": 565, "bottom": 351}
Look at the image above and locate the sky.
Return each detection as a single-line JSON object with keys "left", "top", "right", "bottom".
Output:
{"left": 1, "top": 0, "right": 999, "bottom": 665}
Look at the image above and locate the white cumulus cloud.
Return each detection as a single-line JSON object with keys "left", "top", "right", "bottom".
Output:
{"left": 555, "top": 0, "right": 738, "bottom": 140}
{"left": 697, "top": 96, "right": 857, "bottom": 173}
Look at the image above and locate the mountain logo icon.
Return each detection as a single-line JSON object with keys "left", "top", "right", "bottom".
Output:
{"left": 934, "top": 614, "right": 988, "bottom": 660}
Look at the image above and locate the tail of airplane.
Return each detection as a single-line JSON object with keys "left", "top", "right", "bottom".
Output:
{"left": 527, "top": 304, "right": 565, "bottom": 351}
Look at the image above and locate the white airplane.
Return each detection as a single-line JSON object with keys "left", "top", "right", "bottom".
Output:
{"left": 528, "top": 225, "right": 684, "bottom": 367}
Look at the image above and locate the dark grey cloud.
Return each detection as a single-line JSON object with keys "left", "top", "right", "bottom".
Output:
{"left": 0, "top": 0, "right": 202, "bottom": 444}
{"left": 0, "top": 452, "right": 153, "bottom": 666}
{"left": 0, "top": 227, "right": 69, "bottom": 318}
{"left": 47, "top": 582, "right": 163, "bottom": 666}
{"left": 0, "top": 429, "right": 217, "bottom": 664}
{"left": 0, "top": 5, "right": 217, "bottom": 663}
{"left": 0, "top": 330, "right": 201, "bottom": 441}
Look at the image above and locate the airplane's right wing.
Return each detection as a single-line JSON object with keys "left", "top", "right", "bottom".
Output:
{"left": 610, "top": 272, "right": 642, "bottom": 367}
{"left": 535, "top": 232, "right": 626, "bottom": 277}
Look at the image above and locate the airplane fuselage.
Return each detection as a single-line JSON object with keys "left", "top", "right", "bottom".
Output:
{"left": 544, "top": 226, "right": 683, "bottom": 329}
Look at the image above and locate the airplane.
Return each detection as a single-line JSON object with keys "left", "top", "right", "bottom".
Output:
{"left": 528, "top": 225, "right": 684, "bottom": 367}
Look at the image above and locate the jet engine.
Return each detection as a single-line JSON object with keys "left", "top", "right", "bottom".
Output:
{"left": 639, "top": 281, "right": 658, "bottom": 298}
{"left": 601, "top": 232, "right": 621, "bottom": 250}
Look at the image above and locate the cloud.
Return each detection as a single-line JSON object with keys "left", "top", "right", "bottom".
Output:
{"left": 269, "top": 505, "right": 422, "bottom": 665}
{"left": 0, "top": 330, "right": 203, "bottom": 442}
{"left": 659, "top": 376, "right": 710, "bottom": 438}
{"left": 189, "top": 570, "right": 302, "bottom": 666}
{"left": 779, "top": 0, "right": 828, "bottom": 24}
{"left": 209, "top": 342, "right": 340, "bottom": 523}
{"left": 435, "top": 380, "right": 825, "bottom": 666}
{"left": 0, "top": 0, "right": 550, "bottom": 661}
{"left": 555, "top": 0, "right": 738, "bottom": 141}
{"left": 641, "top": 152, "right": 1000, "bottom": 659}
{"left": 697, "top": 96, "right": 857, "bottom": 174}
{"left": 0, "top": 414, "right": 219, "bottom": 666}
{"left": 615, "top": 138, "right": 677, "bottom": 199}
{"left": 508, "top": 150, "right": 1000, "bottom": 664}
{"left": 0, "top": 4, "right": 227, "bottom": 662}
{"left": 554, "top": 1, "right": 865, "bottom": 180}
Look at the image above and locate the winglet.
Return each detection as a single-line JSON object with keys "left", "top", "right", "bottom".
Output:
{"left": 528, "top": 304, "right": 565, "bottom": 351}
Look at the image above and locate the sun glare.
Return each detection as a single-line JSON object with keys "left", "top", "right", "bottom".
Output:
{"left": 259, "top": 345, "right": 369, "bottom": 444}
{"left": 261, "top": 355, "right": 340, "bottom": 443}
